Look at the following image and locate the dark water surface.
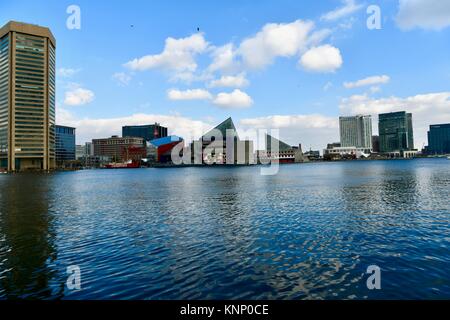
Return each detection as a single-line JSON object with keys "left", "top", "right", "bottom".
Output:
{"left": 0, "top": 159, "right": 449, "bottom": 300}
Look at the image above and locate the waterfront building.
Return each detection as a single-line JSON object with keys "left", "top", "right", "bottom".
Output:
{"left": 339, "top": 115, "right": 373, "bottom": 150}
{"left": 55, "top": 125, "right": 75, "bottom": 163}
{"left": 327, "top": 142, "right": 341, "bottom": 149}
{"left": 85, "top": 142, "right": 94, "bottom": 156}
{"left": 372, "top": 135, "right": 380, "bottom": 153}
{"left": 147, "top": 135, "right": 184, "bottom": 164}
{"left": 379, "top": 111, "right": 414, "bottom": 153}
{"left": 93, "top": 135, "right": 145, "bottom": 162}
{"left": 257, "top": 134, "right": 306, "bottom": 163}
{"left": 75, "top": 145, "right": 85, "bottom": 160}
{"left": 191, "top": 117, "right": 254, "bottom": 165}
{"left": 122, "top": 123, "right": 168, "bottom": 143}
{"left": 427, "top": 123, "right": 450, "bottom": 155}
{"left": 0, "top": 21, "right": 56, "bottom": 171}
{"left": 323, "top": 146, "right": 371, "bottom": 160}
{"left": 304, "top": 150, "right": 321, "bottom": 161}
{"left": 75, "top": 142, "right": 102, "bottom": 167}
{"left": 75, "top": 142, "right": 93, "bottom": 160}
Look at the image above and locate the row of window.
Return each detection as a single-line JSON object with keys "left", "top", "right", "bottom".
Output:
{"left": 0, "top": 36, "right": 8, "bottom": 153}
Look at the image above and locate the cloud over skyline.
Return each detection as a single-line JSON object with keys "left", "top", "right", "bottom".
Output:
{"left": 40, "top": 0, "right": 450, "bottom": 152}
{"left": 339, "top": 91, "right": 450, "bottom": 149}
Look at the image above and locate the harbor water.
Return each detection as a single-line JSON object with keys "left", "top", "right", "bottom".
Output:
{"left": 0, "top": 159, "right": 449, "bottom": 299}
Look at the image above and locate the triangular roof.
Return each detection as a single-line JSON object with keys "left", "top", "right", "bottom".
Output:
{"left": 266, "top": 134, "right": 293, "bottom": 152}
{"left": 202, "top": 117, "right": 239, "bottom": 141}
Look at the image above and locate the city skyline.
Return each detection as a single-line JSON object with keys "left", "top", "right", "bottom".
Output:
{"left": 1, "top": 0, "right": 450, "bottom": 151}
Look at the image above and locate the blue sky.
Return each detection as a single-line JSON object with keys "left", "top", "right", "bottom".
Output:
{"left": 1, "top": 0, "right": 450, "bottom": 150}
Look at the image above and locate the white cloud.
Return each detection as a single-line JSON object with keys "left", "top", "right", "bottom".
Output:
{"left": 122, "top": 18, "right": 341, "bottom": 88}
{"left": 169, "top": 71, "right": 213, "bottom": 84}
{"left": 167, "top": 88, "right": 212, "bottom": 101}
{"left": 240, "top": 114, "right": 339, "bottom": 151}
{"left": 369, "top": 86, "right": 381, "bottom": 94}
{"left": 212, "top": 89, "right": 253, "bottom": 109}
{"left": 56, "top": 108, "right": 213, "bottom": 144}
{"left": 112, "top": 72, "right": 132, "bottom": 86}
{"left": 124, "top": 33, "right": 209, "bottom": 72}
{"left": 339, "top": 92, "right": 450, "bottom": 149}
{"left": 209, "top": 73, "right": 249, "bottom": 88}
{"left": 300, "top": 45, "right": 343, "bottom": 73}
{"left": 396, "top": 0, "right": 450, "bottom": 31}
{"left": 321, "top": 0, "right": 363, "bottom": 21}
{"left": 306, "top": 28, "right": 333, "bottom": 47}
{"left": 208, "top": 43, "right": 239, "bottom": 73}
{"left": 57, "top": 68, "right": 80, "bottom": 78}
{"left": 344, "top": 75, "right": 390, "bottom": 89}
{"left": 64, "top": 87, "right": 95, "bottom": 106}
{"left": 238, "top": 20, "right": 315, "bottom": 69}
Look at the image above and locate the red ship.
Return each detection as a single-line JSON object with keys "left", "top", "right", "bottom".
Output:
{"left": 104, "top": 160, "right": 140, "bottom": 169}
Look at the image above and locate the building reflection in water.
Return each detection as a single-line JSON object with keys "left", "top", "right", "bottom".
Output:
{"left": 0, "top": 174, "right": 62, "bottom": 299}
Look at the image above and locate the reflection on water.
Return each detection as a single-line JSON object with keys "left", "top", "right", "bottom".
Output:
{"left": 0, "top": 174, "right": 62, "bottom": 299}
{"left": 0, "top": 159, "right": 449, "bottom": 299}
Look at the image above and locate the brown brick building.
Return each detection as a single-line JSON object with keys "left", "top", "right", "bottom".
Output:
{"left": 92, "top": 136, "right": 145, "bottom": 162}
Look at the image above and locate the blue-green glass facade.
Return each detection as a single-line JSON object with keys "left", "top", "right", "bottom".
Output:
{"left": 55, "top": 125, "right": 75, "bottom": 162}
{"left": 122, "top": 124, "right": 167, "bottom": 142}
{"left": 427, "top": 124, "right": 450, "bottom": 155}
{"left": 379, "top": 111, "right": 414, "bottom": 153}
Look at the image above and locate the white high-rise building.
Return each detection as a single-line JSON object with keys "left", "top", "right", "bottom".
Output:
{"left": 339, "top": 115, "right": 373, "bottom": 150}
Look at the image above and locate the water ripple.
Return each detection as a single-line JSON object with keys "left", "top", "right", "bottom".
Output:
{"left": 0, "top": 159, "right": 449, "bottom": 299}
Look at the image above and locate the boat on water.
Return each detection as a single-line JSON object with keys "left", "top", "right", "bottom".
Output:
{"left": 104, "top": 160, "right": 140, "bottom": 169}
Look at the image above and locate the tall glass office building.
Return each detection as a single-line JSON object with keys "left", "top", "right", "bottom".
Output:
{"left": 122, "top": 123, "right": 168, "bottom": 143}
{"left": 0, "top": 21, "right": 56, "bottom": 171}
{"left": 55, "top": 125, "right": 76, "bottom": 163}
{"left": 427, "top": 123, "right": 450, "bottom": 155}
{"left": 379, "top": 111, "right": 414, "bottom": 153}
{"left": 339, "top": 115, "right": 373, "bottom": 150}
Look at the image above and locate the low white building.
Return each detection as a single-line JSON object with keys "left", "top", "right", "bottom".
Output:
{"left": 324, "top": 146, "right": 371, "bottom": 159}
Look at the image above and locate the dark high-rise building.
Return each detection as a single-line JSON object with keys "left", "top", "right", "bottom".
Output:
{"left": 372, "top": 135, "right": 380, "bottom": 153}
{"left": 122, "top": 123, "right": 168, "bottom": 142}
{"left": 427, "top": 123, "right": 450, "bottom": 155}
{"left": 0, "top": 21, "right": 56, "bottom": 171}
{"left": 55, "top": 125, "right": 76, "bottom": 163}
{"left": 379, "top": 111, "right": 414, "bottom": 153}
